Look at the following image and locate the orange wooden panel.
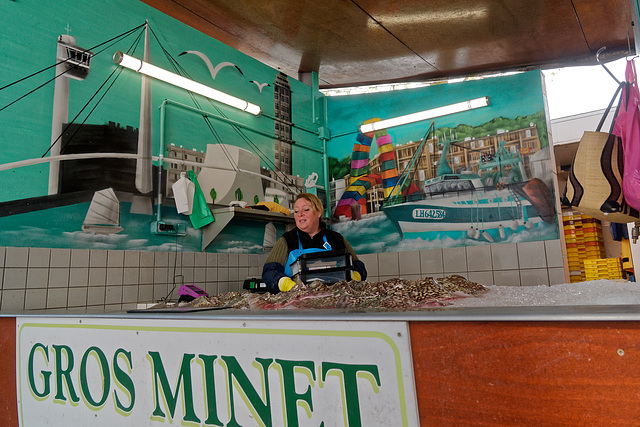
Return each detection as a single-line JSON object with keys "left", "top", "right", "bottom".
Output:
{"left": 0, "top": 317, "right": 17, "bottom": 427}
{"left": 409, "top": 321, "right": 640, "bottom": 425}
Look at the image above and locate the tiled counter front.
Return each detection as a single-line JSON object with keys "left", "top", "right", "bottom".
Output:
{"left": 0, "top": 247, "right": 266, "bottom": 312}
{"left": 0, "top": 239, "right": 565, "bottom": 312}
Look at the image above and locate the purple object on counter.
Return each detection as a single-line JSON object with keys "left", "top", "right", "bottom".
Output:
{"left": 178, "top": 284, "right": 209, "bottom": 302}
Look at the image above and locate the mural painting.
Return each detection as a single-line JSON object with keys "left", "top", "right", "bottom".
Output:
{"left": 325, "top": 72, "right": 561, "bottom": 254}
{"left": 0, "top": 0, "right": 325, "bottom": 253}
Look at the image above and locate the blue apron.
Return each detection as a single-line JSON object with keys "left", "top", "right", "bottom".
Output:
{"left": 284, "top": 233, "right": 332, "bottom": 277}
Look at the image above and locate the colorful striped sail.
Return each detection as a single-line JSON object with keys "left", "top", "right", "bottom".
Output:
{"left": 334, "top": 119, "right": 399, "bottom": 219}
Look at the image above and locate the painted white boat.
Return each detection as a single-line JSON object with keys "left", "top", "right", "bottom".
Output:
{"left": 82, "top": 188, "right": 124, "bottom": 234}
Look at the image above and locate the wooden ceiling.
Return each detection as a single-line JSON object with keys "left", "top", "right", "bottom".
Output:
{"left": 140, "top": 0, "right": 635, "bottom": 88}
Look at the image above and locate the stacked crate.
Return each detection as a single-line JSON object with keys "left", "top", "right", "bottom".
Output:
{"left": 584, "top": 258, "right": 623, "bottom": 281}
{"left": 563, "top": 212, "right": 606, "bottom": 282}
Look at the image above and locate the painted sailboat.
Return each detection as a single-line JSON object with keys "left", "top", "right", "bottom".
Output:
{"left": 382, "top": 135, "right": 556, "bottom": 242}
{"left": 263, "top": 221, "right": 277, "bottom": 250}
{"left": 82, "top": 188, "right": 124, "bottom": 234}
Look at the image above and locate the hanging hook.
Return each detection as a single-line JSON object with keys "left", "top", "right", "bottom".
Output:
{"left": 596, "top": 46, "right": 621, "bottom": 84}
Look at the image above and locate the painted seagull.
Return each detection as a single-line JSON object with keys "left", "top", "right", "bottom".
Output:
{"left": 250, "top": 81, "right": 271, "bottom": 93}
{"left": 179, "top": 50, "right": 243, "bottom": 79}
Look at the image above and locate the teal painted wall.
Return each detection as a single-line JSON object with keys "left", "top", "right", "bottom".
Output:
{"left": 0, "top": 0, "right": 323, "bottom": 252}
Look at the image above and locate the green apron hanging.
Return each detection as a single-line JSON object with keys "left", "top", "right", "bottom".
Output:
{"left": 187, "top": 170, "right": 214, "bottom": 228}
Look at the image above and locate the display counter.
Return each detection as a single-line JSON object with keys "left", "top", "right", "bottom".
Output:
{"left": 3, "top": 304, "right": 640, "bottom": 426}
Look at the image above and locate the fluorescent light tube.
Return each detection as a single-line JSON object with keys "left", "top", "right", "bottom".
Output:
{"left": 360, "top": 96, "right": 489, "bottom": 133}
{"left": 113, "top": 52, "right": 261, "bottom": 115}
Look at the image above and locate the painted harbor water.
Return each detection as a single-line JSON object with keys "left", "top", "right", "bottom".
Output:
{"left": 0, "top": 201, "right": 559, "bottom": 254}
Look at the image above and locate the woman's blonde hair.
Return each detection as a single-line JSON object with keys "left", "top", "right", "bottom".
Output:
{"left": 295, "top": 193, "right": 324, "bottom": 217}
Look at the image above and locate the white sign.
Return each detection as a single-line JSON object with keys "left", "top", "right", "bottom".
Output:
{"left": 412, "top": 208, "right": 446, "bottom": 220}
{"left": 17, "top": 317, "right": 419, "bottom": 426}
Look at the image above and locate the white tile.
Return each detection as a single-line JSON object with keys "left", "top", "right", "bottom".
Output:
{"left": 107, "top": 250, "right": 125, "bottom": 268}
{"left": 5, "top": 247, "right": 28, "bottom": 268}
{"left": 153, "top": 284, "right": 168, "bottom": 301}
{"left": 155, "top": 252, "right": 169, "bottom": 268}
{"left": 88, "top": 268, "right": 106, "bottom": 286}
{"left": 140, "top": 251, "right": 154, "bottom": 267}
{"left": 399, "top": 251, "right": 420, "bottom": 276}
{"left": 229, "top": 268, "right": 239, "bottom": 281}
{"left": 206, "top": 253, "right": 218, "bottom": 267}
{"left": 123, "top": 251, "right": 140, "bottom": 267}
{"left": 517, "top": 241, "right": 547, "bottom": 269}
{"left": 443, "top": 247, "right": 467, "bottom": 273}
{"left": 179, "top": 267, "right": 195, "bottom": 284}
{"left": 2, "top": 289, "right": 25, "bottom": 311}
{"left": 194, "top": 267, "right": 206, "bottom": 283}
{"left": 71, "top": 249, "right": 90, "bottom": 268}
{"left": 105, "top": 286, "right": 123, "bottom": 304}
{"left": 87, "top": 287, "right": 105, "bottom": 306}
{"left": 378, "top": 252, "right": 399, "bottom": 277}
{"left": 48, "top": 268, "right": 70, "bottom": 288}
{"left": 3, "top": 268, "right": 27, "bottom": 290}
{"left": 217, "top": 282, "right": 230, "bottom": 295}
{"left": 182, "top": 252, "right": 195, "bottom": 267}
{"left": 467, "top": 271, "right": 494, "bottom": 286}
{"left": 206, "top": 267, "right": 218, "bottom": 282}
{"left": 195, "top": 252, "right": 207, "bottom": 267}
{"left": 50, "top": 248, "right": 71, "bottom": 268}
{"left": 238, "top": 254, "right": 249, "bottom": 267}
{"left": 138, "top": 285, "right": 153, "bottom": 302}
{"left": 106, "top": 268, "right": 123, "bottom": 286}
{"left": 204, "top": 283, "right": 219, "bottom": 296}
{"left": 123, "top": 268, "right": 139, "bottom": 285}
{"left": 466, "top": 245, "right": 492, "bottom": 271}
{"left": 548, "top": 267, "right": 567, "bottom": 285}
{"left": 25, "top": 289, "right": 47, "bottom": 310}
{"left": 218, "top": 268, "right": 229, "bottom": 282}
{"left": 0, "top": 247, "right": 5, "bottom": 267}
{"left": 218, "top": 253, "right": 229, "bottom": 267}
{"left": 47, "top": 288, "right": 68, "bottom": 309}
{"left": 69, "top": 268, "right": 89, "bottom": 287}
{"left": 122, "top": 285, "right": 138, "bottom": 304}
{"left": 90, "top": 250, "right": 108, "bottom": 268}
{"left": 520, "top": 269, "right": 550, "bottom": 286}
{"left": 28, "top": 248, "right": 50, "bottom": 268}
{"left": 420, "top": 249, "right": 444, "bottom": 275}
{"left": 154, "top": 268, "right": 169, "bottom": 284}
{"left": 228, "top": 253, "right": 239, "bottom": 267}
{"left": 139, "top": 268, "right": 154, "bottom": 284}
{"left": 26, "top": 268, "right": 49, "bottom": 289}
{"left": 68, "top": 287, "right": 88, "bottom": 307}
{"left": 545, "top": 240, "right": 564, "bottom": 268}
{"left": 358, "top": 254, "right": 378, "bottom": 278}
{"left": 238, "top": 267, "right": 249, "bottom": 281}
{"left": 493, "top": 270, "right": 521, "bottom": 286}
{"left": 248, "top": 254, "right": 260, "bottom": 269}
{"left": 490, "top": 243, "right": 519, "bottom": 270}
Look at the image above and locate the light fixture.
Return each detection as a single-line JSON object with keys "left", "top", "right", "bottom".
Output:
{"left": 113, "top": 52, "right": 261, "bottom": 115}
{"left": 360, "top": 96, "right": 490, "bottom": 133}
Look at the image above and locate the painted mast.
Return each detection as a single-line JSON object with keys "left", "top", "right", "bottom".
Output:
{"left": 136, "top": 20, "right": 153, "bottom": 194}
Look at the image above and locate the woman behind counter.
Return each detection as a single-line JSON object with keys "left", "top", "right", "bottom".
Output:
{"left": 262, "top": 193, "right": 367, "bottom": 292}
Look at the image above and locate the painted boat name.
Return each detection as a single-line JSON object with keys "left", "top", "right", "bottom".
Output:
{"left": 412, "top": 208, "right": 446, "bottom": 220}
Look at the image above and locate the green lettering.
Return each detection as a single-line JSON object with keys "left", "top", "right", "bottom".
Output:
{"left": 321, "top": 362, "right": 381, "bottom": 427}
{"left": 198, "top": 355, "right": 223, "bottom": 426}
{"left": 52, "top": 344, "right": 79, "bottom": 404}
{"left": 147, "top": 351, "right": 200, "bottom": 424}
{"left": 221, "top": 356, "right": 273, "bottom": 427}
{"left": 113, "top": 348, "right": 135, "bottom": 414}
{"left": 28, "top": 343, "right": 51, "bottom": 399}
{"left": 79, "top": 346, "right": 110, "bottom": 408}
{"left": 274, "top": 359, "right": 315, "bottom": 427}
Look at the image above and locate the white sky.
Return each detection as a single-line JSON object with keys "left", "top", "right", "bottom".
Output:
{"left": 542, "top": 58, "right": 629, "bottom": 119}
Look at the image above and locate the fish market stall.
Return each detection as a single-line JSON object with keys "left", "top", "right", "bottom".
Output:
{"left": 3, "top": 278, "right": 640, "bottom": 426}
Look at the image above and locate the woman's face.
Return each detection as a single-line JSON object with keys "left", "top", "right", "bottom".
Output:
{"left": 294, "top": 198, "right": 322, "bottom": 236}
